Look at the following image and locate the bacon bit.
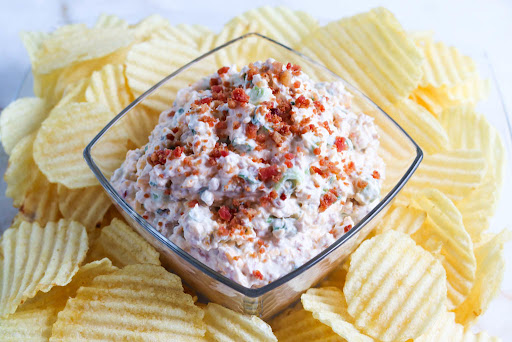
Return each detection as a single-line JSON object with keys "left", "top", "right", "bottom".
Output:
{"left": 172, "top": 127, "right": 179, "bottom": 133}
{"left": 295, "top": 95, "right": 310, "bottom": 108}
{"left": 286, "top": 62, "right": 292, "bottom": 70}
{"left": 291, "top": 64, "right": 301, "bottom": 76}
{"left": 293, "top": 81, "right": 301, "bottom": 88}
{"left": 313, "top": 147, "right": 321, "bottom": 155}
{"left": 211, "top": 84, "right": 223, "bottom": 93}
{"left": 233, "top": 121, "right": 241, "bottom": 129}
{"left": 270, "top": 131, "right": 285, "bottom": 146}
{"left": 218, "top": 225, "right": 229, "bottom": 236}
{"left": 208, "top": 144, "right": 229, "bottom": 166}
{"left": 257, "top": 240, "right": 264, "bottom": 246}
{"left": 259, "top": 247, "right": 265, "bottom": 254}
{"left": 232, "top": 88, "right": 250, "bottom": 103}
{"left": 198, "top": 115, "right": 216, "bottom": 127}
{"left": 218, "top": 206, "right": 232, "bottom": 221}
{"left": 217, "top": 66, "right": 230, "bottom": 75}
{"left": 320, "top": 121, "right": 332, "bottom": 134}
{"left": 334, "top": 137, "right": 348, "bottom": 152}
{"left": 278, "top": 70, "right": 292, "bottom": 87}
{"left": 356, "top": 179, "right": 368, "bottom": 189}
{"left": 372, "top": 170, "right": 381, "bottom": 179}
{"left": 284, "top": 153, "right": 295, "bottom": 160}
{"left": 246, "top": 123, "right": 257, "bottom": 140}
{"left": 188, "top": 200, "right": 198, "bottom": 208}
{"left": 194, "top": 97, "right": 212, "bottom": 105}
{"left": 310, "top": 165, "right": 328, "bottom": 178}
{"left": 285, "top": 160, "right": 293, "bottom": 168}
{"left": 167, "top": 110, "right": 176, "bottom": 117}
{"left": 319, "top": 192, "right": 337, "bottom": 212}
{"left": 344, "top": 225, "right": 353, "bottom": 233}
{"left": 210, "top": 78, "right": 220, "bottom": 86}
{"left": 148, "top": 148, "right": 171, "bottom": 166}
{"left": 280, "top": 193, "right": 287, "bottom": 200}
{"left": 344, "top": 161, "right": 355, "bottom": 174}
{"left": 172, "top": 146, "right": 184, "bottom": 159}
{"left": 166, "top": 133, "right": 175, "bottom": 141}
{"left": 258, "top": 165, "right": 281, "bottom": 182}
{"left": 143, "top": 193, "right": 149, "bottom": 198}
{"left": 143, "top": 215, "right": 149, "bottom": 219}
{"left": 227, "top": 98, "right": 236, "bottom": 109}
{"left": 256, "top": 134, "right": 267, "bottom": 144}
{"left": 233, "top": 255, "right": 240, "bottom": 261}
{"left": 253, "top": 270, "right": 264, "bottom": 280}
{"left": 314, "top": 101, "right": 325, "bottom": 112}
{"left": 215, "top": 120, "right": 227, "bottom": 130}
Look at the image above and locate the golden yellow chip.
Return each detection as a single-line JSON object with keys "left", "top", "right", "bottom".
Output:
{"left": 33, "top": 102, "right": 127, "bottom": 188}
{"left": 0, "top": 97, "right": 48, "bottom": 154}
{"left": 230, "top": 6, "right": 319, "bottom": 47}
{"left": 20, "top": 30, "right": 49, "bottom": 65}
{"left": 401, "top": 149, "right": 486, "bottom": 202}
{"left": 32, "top": 24, "right": 134, "bottom": 74}
{"left": 383, "top": 98, "right": 449, "bottom": 154}
{"left": 440, "top": 105, "right": 505, "bottom": 191}
{"left": 203, "top": 302, "right": 277, "bottom": 342}
{"left": 50, "top": 264, "right": 205, "bottom": 340}
{"left": 54, "top": 77, "right": 89, "bottom": 108}
{"left": 375, "top": 204, "right": 426, "bottom": 235}
{"left": 412, "top": 189, "right": 476, "bottom": 309}
{"left": 4, "top": 133, "right": 61, "bottom": 225}
{"left": 125, "top": 36, "right": 209, "bottom": 114}
{"left": 446, "top": 75, "right": 490, "bottom": 104}
{"left": 0, "top": 306, "right": 57, "bottom": 341}
{"left": 132, "top": 14, "right": 172, "bottom": 42}
{"left": 416, "top": 38, "right": 476, "bottom": 88}
{"left": 455, "top": 178, "right": 499, "bottom": 240}
{"left": 85, "top": 63, "right": 133, "bottom": 115}
{"left": 57, "top": 184, "right": 112, "bottom": 232}
{"left": 87, "top": 218, "right": 161, "bottom": 267}
{"left": 301, "top": 287, "right": 373, "bottom": 342}
{"left": 344, "top": 230, "right": 447, "bottom": 341}
{"left": 272, "top": 306, "right": 344, "bottom": 342}
{"left": 454, "top": 230, "right": 511, "bottom": 326}
{"left": 121, "top": 106, "right": 160, "bottom": 147}
{"left": 0, "top": 258, "right": 117, "bottom": 341}
{"left": 0, "top": 219, "right": 88, "bottom": 317}
{"left": 300, "top": 7, "right": 424, "bottom": 109}
{"left": 94, "top": 14, "right": 129, "bottom": 29}
{"left": 409, "top": 85, "right": 455, "bottom": 117}
{"left": 151, "top": 23, "right": 214, "bottom": 49}
{"left": 416, "top": 311, "right": 502, "bottom": 341}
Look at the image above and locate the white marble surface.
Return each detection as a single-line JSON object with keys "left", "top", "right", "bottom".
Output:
{"left": 1, "top": 0, "right": 511, "bottom": 338}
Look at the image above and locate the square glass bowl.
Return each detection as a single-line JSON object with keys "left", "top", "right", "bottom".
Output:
{"left": 84, "top": 33, "right": 422, "bottom": 319}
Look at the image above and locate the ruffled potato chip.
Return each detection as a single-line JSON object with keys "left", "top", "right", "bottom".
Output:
{"left": 375, "top": 204, "right": 426, "bottom": 236}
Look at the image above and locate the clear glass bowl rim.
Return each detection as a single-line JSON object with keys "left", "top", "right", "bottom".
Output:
{"left": 84, "top": 32, "right": 423, "bottom": 297}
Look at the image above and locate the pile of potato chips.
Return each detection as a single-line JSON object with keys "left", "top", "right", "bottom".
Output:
{"left": 0, "top": 6, "right": 509, "bottom": 341}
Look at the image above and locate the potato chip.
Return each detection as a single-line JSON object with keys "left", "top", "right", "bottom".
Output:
{"left": 125, "top": 36, "right": 210, "bottom": 114}
{"left": 271, "top": 306, "right": 344, "bottom": 342}
{"left": 132, "top": 14, "right": 172, "bottom": 42}
{"left": 32, "top": 24, "right": 134, "bottom": 74}
{"left": 375, "top": 204, "right": 426, "bottom": 235}
{"left": 87, "top": 218, "right": 161, "bottom": 267}
{"left": 203, "top": 302, "right": 277, "bottom": 342}
{"left": 412, "top": 189, "right": 476, "bottom": 309}
{"left": 439, "top": 105, "right": 505, "bottom": 191}
{"left": 230, "top": 7, "right": 319, "bottom": 47}
{"left": 446, "top": 75, "right": 490, "bottom": 104}
{"left": 151, "top": 23, "right": 214, "bottom": 49}
{"left": 409, "top": 85, "right": 454, "bottom": 117}
{"left": 416, "top": 38, "right": 476, "bottom": 88}
{"left": 454, "top": 230, "right": 511, "bottom": 326}
{"left": 401, "top": 149, "right": 486, "bottom": 202}
{"left": 20, "top": 31, "right": 49, "bottom": 64}
{"left": 0, "top": 97, "right": 48, "bottom": 154}
{"left": 416, "top": 311, "right": 502, "bottom": 342}
{"left": 300, "top": 7, "right": 424, "bottom": 109}
{"left": 383, "top": 98, "right": 449, "bottom": 154}
{"left": 4, "top": 133, "right": 61, "bottom": 225}
{"left": 121, "top": 106, "right": 160, "bottom": 147}
{"left": 455, "top": 179, "right": 499, "bottom": 240}
{"left": 0, "top": 258, "right": 117, "bottom": 341}
{"left": 54, "top": 77, "right": 89, "bottom": 108}
{"left": 0, "top": 306, "right": 57, "bottom": 341}
{"left": 50, "top": 264, "right": 205, "bottom": 340}
{"left": 344, "top": 230, "right": 447, "bottom": 341}
{"left": 0, "top": 219, "right": 88, "bottom": 317}
{"left": 57, "top": 184, "right": 112, "bottom": 232}
{"left": 94, "top": 14, "right": 129, "bottom": 29}
{"left": 301, "top": 287, "right": 373, "bottom": 342}
{"left": 33, "top": 102, "right": 127, "bottom": 188}
{"left": 85, "top": 63, "right": 133, "bottom": 114}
